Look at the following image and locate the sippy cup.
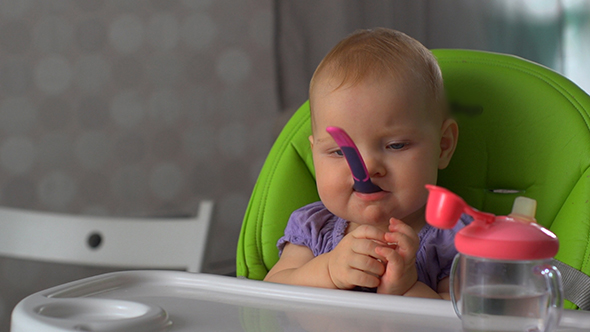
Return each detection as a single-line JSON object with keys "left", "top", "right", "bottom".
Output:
{"left": 425, "top": 185, "right": 563, "bottom": 332}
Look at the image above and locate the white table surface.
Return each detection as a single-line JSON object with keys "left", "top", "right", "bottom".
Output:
{"left": 10, "top": 270, "right": 590, "bottom": 332}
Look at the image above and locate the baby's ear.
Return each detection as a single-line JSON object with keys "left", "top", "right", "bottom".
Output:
{"left": 438, "top": 118, "right": 458, "bottom": 169}
{"left": 308, "top": 135, "right": 314, "bottom": 149}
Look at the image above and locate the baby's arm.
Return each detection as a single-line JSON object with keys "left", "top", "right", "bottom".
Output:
{"left": 401, "top": 276, "right": 451, "bottom": 299}
{"left": 436, "top": 277, "right": 451, "bottom": 300}
{"left": 265, "top": 225, "right": 388, "bottom": 289}
{"left": 264, "top": 243, "right": 336, "bottom": 288}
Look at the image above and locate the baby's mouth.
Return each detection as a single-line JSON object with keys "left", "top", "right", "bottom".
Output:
{"left": 353, "top": 182, "right": 383, "bottom": 193}
{"left": 353, "top": 188, "right": 388, "bottom": 201}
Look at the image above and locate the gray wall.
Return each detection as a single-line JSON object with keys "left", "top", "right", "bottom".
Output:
{"left": 0, "top": 0, "right": 278, "bottom": 328}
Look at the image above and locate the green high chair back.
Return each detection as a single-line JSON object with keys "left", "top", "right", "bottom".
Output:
{"left": 236, "top": 49, "right": 590, "bottom": 310}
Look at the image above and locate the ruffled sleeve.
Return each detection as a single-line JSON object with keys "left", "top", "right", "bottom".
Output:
{"left": 416, "top": 214, "right": 472, "bottom": 291}
{"left": 277, "top": 201, "right": 348, "bottom": 257}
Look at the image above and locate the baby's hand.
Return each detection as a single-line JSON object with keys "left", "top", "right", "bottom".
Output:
{"left": 326, "top": 225, "right": 388, "bottom": 289}
{"left": 376, "top": 217, "right": 420, "bottom": 295}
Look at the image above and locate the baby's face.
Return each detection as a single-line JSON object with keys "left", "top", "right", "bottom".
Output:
{"left": 309, "top": 77, "right": 446, "bottom": 230}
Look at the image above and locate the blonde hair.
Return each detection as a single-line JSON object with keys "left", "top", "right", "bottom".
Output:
{"left": 309, "top": 28, "right": 444, "bottom": 103}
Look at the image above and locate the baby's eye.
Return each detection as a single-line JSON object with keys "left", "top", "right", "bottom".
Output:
{"left": 330, "top": 149, "right": 344, "bottom": 156}
{"left": 387, "top": 142, "right": 407, "bottom": 150}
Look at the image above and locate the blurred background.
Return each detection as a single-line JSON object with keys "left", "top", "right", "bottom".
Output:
{"left": 0, "top": 0, "right": 588, "bottom": 329}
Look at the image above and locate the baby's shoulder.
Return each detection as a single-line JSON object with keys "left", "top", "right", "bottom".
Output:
{"left": 281, "top": 201, "right": 347, "bottom": 256}
{"left": 289, "top": 201, "right": 341, "bottom": 230}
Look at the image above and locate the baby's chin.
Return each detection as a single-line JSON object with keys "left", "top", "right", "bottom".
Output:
{"left": 345, "top": 204, "right": 394, "bottom": 227}
{"left": 362, "top": 206, "right": 393, "bottom": 224}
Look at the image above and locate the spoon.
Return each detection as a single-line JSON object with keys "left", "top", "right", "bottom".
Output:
{"left": 326, "top": 126, "right": 382, "bottom": 193}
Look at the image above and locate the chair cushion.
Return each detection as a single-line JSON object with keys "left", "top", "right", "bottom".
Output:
{"left": 433, "top": 49, "right": 590, "bottom": 309}
{"left": 237, "top": 101, "right": 318, "bottom": 280}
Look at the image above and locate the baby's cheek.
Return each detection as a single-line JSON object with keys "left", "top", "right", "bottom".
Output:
{"left": 316, "top": 181, "right": 344, "bottom": 209}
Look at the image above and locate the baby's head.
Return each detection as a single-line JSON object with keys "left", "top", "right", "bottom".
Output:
{"left": 308, "top": 28, "right": 458, "bottom": 227}
{"left": 309, "top": 28, "right": 447, "bottom": 134}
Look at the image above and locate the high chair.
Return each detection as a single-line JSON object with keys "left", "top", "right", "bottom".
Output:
{"left": 236, "top": 49, "right": 590, "bottom": 310}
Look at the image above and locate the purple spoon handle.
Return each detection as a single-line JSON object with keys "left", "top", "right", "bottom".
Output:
{"left": 326, "top": 126, "right": 382, "bottom": 193}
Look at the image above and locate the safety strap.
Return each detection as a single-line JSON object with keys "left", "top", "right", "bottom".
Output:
{"left": 552, "top": 259, "right": 590, "bottom": 311}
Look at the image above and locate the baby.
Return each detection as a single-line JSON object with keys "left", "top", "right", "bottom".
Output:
{"left": 265, "top": 28, "right": 467, "bottom": 299}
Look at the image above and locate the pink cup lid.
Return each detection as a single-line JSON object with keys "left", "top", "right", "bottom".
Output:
{"left": 425, "top": 185, "right": 559, "bottom": 260}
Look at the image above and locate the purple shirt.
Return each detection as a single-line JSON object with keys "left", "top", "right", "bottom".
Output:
{"left": 277, "top": 201, "right": 471, "bottom": 291}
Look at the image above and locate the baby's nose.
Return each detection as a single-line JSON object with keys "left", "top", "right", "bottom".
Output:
{"left": 363, "top": 154, "right": 386, "bottom": 177}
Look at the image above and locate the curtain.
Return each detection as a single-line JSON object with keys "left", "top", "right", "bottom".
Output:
{"left": 275, "top": 0, "right": 590, "bottom": 112}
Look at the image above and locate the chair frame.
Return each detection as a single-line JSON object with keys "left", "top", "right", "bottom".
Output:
{"left": 0, "top": 200, "right": 214, "bottom": 273}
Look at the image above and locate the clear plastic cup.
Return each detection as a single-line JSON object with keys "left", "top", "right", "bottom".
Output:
{"left": 450, "top": 254, "right": 563, "bottom": 332}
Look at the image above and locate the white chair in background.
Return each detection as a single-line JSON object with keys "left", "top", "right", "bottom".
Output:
{"left": 0, "top": 200, "right": 214, "bottom": 273}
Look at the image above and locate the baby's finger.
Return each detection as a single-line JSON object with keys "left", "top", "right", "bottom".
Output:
{"left": 375, "top": 246, "right": 404, "bottom": 276}
{"left": 370, "top": 243, "right": 392, "bottom": 263}
{"left": 350, "top": 224, "right": 386, "bottom": 242}
{"left": 350, "top": 237, "right": 384, "bottom": 257}
{"left": 384, "top": 231, "right": 418, "bottom": 258}
{"left": 388, "top": 218, "right": 417, "bottom": 236}
{"left": 350, "top": 269, "right": 381, "bottom": 289}
{"left": 348, "top": 254, "right": 386, "bottom": 277}
{"left": 348, "top": 237, "right": 390, "bottom": 265}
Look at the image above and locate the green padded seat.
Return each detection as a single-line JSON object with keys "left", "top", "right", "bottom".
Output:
{"left": 236, "top": 49, "right": 590, "bottom": 310}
